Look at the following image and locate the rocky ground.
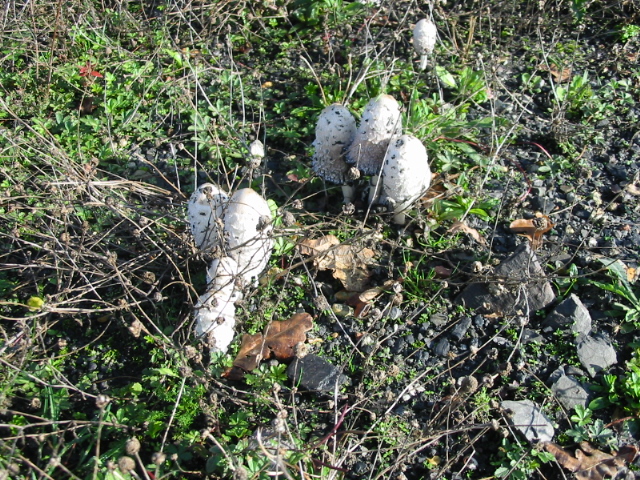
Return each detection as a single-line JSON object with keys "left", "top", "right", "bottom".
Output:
{"left": 1, "top": 1, "right": 640, "bottom": 479}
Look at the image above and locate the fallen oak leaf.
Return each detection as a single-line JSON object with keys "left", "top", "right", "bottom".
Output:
{"left": 543, "top": 441, "right": 638, "bottom": 480}
{"left": 447, "top": 220, "right": 487, "bottom": 246}
{"left": 298, "top": 236, "right": 376, "bottom": 291}
{"left": 509, "top": 213, "right": 553, "bottom": 250}
{"left": 224, "top": 312, "right": 314, "bottom": 379}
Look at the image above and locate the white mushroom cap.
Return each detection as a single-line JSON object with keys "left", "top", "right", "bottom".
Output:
{"left": 381, "top": 135, "right": 431, "bottom": 224}
{"left": 195, "top": 256, "right": 239, "bottom": 353}
{"left": 248, "top": 139, "right": 265, "bottom": 169}
{"left": 413, "top": 19, "right": 437, "bottom": 70}
{"left": 346, "top": 94, "right": 403, "bottom": 176}
{"left": 188, "top": 183, "right": 229, "bottom": 251}
{"left": 312, "top": 104, "right": 357, "bottom": 184}
{"left": 224, "top": 188, "right": 273, "bottom": 284}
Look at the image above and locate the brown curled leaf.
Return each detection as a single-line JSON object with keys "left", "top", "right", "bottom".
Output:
{"left": 224, "top": 313, "right": 314, "bottom": 380}
{"left": 509, "top": 213, "right": 553, "bottom": 250}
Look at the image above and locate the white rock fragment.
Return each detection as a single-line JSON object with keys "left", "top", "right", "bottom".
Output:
{"left": 224, "top": 188, "right": 273, "bottom": 285}
{"left": 346, "top": 94, "right": 403, "bottom": 203}
{"left": 312, "top": 104, "right": 358, "bottom": 203}
{"left": 187, "top": 183, "right": 229, "bottom": 251}
{"left": 413, "top": 18, "right": 437, "bottom": 70}
{"left": 380, "top": 134, "right": 431, "bottom": 224}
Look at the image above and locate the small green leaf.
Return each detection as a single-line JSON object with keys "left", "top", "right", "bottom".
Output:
{"left": 435, "top": 66, "right": 457, "bottom": 88}
{"left": 27, "top": 296, "right": 44, "bottom": 311}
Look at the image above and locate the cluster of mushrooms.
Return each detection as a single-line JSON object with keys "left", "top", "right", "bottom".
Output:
{"left": 188, "top": 18, "right": 437, "bottom": 353}
{"left": 312, "top": 17, "right": 437, "bottom": 224}
{"left": 187, "top": 184, "right": 273, "bottom": 353}
{"left": 312, "top": 94, "right": 432, "bottom": 225}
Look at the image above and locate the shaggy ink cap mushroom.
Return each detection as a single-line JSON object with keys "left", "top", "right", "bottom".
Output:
{"left": 381, "top": 134, "right": 431, "bottom": 225}
{"left": 346, "top": 94, "right": 403, "bottom": 203}
{"left": 223, "top": 188, "right": 273, "bottom": 285}
{"left": 187, "top": 182, "right": 229, "bottom": 252}
{"left": 194, "top": 256, "right": 239, "bottom": 354}
{"left": 247, "top": 139, "right": 265, "bottom": 169}
{"left": 311, "top": 103, "right": 358, "bottom": 203}
{"left": 413, "top": 18, "right": 437, "bottom": 70}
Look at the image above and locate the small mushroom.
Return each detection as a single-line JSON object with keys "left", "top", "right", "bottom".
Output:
{"left": 346, "top": 94, "right": 403, "bottom": 204}
{"left": 247, "top": 139, "right": 265, "bottom": 170}
{"left": 187, "top": 182, "right": 229, "bottom": 252}
{"left": 311, "top": 103, "right": 358, "bottom": 204}
{"left": 413, "top": 18, "right": 437, "bottom": 71}
{"left": 224, "top": 188, "right": 273, "bottom": 285}
{"left": 194, "top": 256, "right": 239, "bottom": 354}
{"left": 380, "top": 134, "right": 431, "bottom": 225}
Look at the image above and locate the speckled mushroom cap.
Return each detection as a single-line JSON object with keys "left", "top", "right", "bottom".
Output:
{"left": 346, "top": 94, "right": 403, "bottom": 176}
{"left": 194, "top": 256, "right": 239, "bottom": 353}
{"left": 311, "top": 104, "right": 357, "bottom": 184}
{"left": 187, "top": 183, "right": 229, "bottom": 251}
{"left": 224, "top": 188, "right": 273, "bottom": 284}
{"left": 413, "top": 19, "right": 437, "bottom": 56}
{"left": 381, "top": 134, "right": 431, "bottom": 214}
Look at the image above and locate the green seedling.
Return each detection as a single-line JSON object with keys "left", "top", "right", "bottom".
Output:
{"left": 590, "top": 258, "right": 640, "bottom": 331}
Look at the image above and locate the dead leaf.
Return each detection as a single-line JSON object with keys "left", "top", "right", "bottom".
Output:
{"left": 538, "top": 62, "right": 572, "bottom": 83}
{"left": 543, "top": 441, "right": 638, "bottom": 480}
{"left": 626, "top": 183, "right": 640, "bottom": 196}
{"left": 434, "top": 265, "right": 452, "bottom": 278}
{"left": 346, "top": 280, "right": 396, "bottom": 317}
{"left": 627, "top": 266, "right": 638, "bottom": 284}
{"left": 509, "top": 213, "right": 554, "bottom": 250}
{"left": 224, "top": 312, "right": 314, "bottom": 379}
{"left": 298, "top": 236, "right": 376, "bottom": 291}
{"left": 448, "top": 220, "right": 488, "bottom": 246}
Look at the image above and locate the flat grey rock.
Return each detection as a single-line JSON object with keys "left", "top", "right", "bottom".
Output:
{"left": 543, "top": 293, "right": 592, "bottom": 335}
{"left": 551, "top": 374, "right": 589, "bottom": 410}
{"left": 501, "top": 399, "right": 554, "bottom": 443}
{"left": 456, "top": 243, "right": 555, "bottom": 316}
{"left": 576, "top": 335, "right": 617, "bottom": 377}
{"left": 287, "top": 354, "right": 345, "bottom": 393}
{"left": 450, "top": 317, "right": 472, "bottom": 341}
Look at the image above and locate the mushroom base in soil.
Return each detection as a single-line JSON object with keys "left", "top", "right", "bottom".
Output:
{"left": 380, "top": 134, "right": 431, "bottom": 225}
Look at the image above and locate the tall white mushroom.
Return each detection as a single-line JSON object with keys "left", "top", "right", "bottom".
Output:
{"left": 380, "top": 134, "right": 431, "bottom": 225}
{"left": 187, "top": 183, "right": 229, "bottom": 252}
{"left": 194, "top": 256, "right": 239, "bottom": 353}
{"left": 413, "top": 18, "right": 437, "bottom": 71}
{"left": 188, "top": 184, "right": 274, "bottom": 354}
{"left": 311, "top": 103, "right": 359, "bottom": 204}
{"left": 224, "top": 188, "right": 273, "bottom": 285}
{"left": 346, "top": 94, "right": 403, "bottom": 204}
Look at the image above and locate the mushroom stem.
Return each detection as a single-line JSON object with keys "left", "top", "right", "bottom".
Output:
{"left": 391, "top": 210, "right": 407, "bottom": 225}
{"left": 368, "top": 175, "right": 381, "bottom": 205}
{"left": 419, "top": 55, "right": 428, "bottom": 71}
{"left": 341, "top": 185, "right": 355, "bottom": 205}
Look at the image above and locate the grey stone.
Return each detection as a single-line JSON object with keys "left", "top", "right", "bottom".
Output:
{"left": 522, "top": 328, "right": 545, "bottom": 344}
{"left": 287, "top": 354, "right": 345, "bottom": 393}
{"left": 450, "top": 317, "right": 472, "bottom": 341}
{"left": 576, "top": 335, "right": 617, "bottom": 377}
{"left": 551, "top": 375, "right": 589, "bottom": 410}
{"left": 543, "top": 294, "right": 592, "bottom": 335}
{"left": 501, "top": 399, "right": 555, "bottom": 443}
{"left": 456, "top": 243, "right": 555, "bottom": 316}
{"left": 434, "top": 338, "right": 450, "bottom": 357}
{"left": 430, "top": 312, "right": 448, "bottom": 328}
